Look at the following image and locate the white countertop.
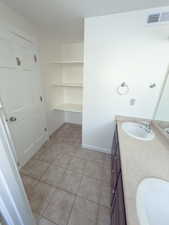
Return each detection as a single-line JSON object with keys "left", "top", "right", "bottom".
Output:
{"left": 116, "top": 116, "right": 169, "bottom": 225}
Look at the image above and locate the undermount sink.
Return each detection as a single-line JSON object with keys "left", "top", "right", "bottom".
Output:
{"left": 136, "top": 178, "right": 169, "bottom": 225}
{"left": 122, "top": 122, "right": 154, "bottom": 141}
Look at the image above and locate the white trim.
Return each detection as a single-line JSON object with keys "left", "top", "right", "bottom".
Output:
{"left": 81, "top": 144, "right": 111, "bottom": 154}
{"left": 7, "top": 25, "right": 36, "bottom": 44}
{"left": 0, "top": 109, "right": 36, "bottom": 225}
{"left": 0, "top": 23, "right": 36, "bottom": 44}
{"left": 0, "top": 97, "right": 3, "bottom": 109}
{"left": 153, "top": 66, "right": 169, "bottom": 120}
{"left": 0, "top": 171, "right": 22, "bottom": 225}
{"left": 0, "top": 197, "right": 14, "bottom": 225}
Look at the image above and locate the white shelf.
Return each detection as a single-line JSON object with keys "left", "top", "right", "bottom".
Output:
{"left": 48, "top": 61, "right": 83, "bottom": 64}
{"left": 52, "top": 83, "right": 83, "bottom": 88}
{"left": 53, "top": 103, "right": 82, "bottom": 113}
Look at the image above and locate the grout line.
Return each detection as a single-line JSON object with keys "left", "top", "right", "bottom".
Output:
{"left": 95, "top": 179, "right": 105, "bottom": 225}
{"left": 35, "top": 177, "right": 79, "bottom": 197}
{"left": 21, "top": 123, "right": 111, "bottom": 225}
{"left": 65, "top": 192, "right": 77, "bottom": 225}
{"left": 40, "top": 214, "right": 60, "bottom": 225}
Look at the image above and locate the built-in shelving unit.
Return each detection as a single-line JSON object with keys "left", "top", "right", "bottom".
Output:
{"left": 52, "top": 82, "right": 83, "bottom": 88}
{"left": 47, "top": 43, "right": 83, "bottom": 124}
{"left": 48, "top": 61, "right": 83, "bottom": 64}
{"left": 53, "top": 103, "right": 82, "bottom": 113}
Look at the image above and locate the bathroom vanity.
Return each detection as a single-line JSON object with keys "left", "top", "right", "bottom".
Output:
{"left": 112, "top": 116, "right": 169, "bottom": 225}
{"left": 111, "top": 124, "right": 126, "bottom": 225}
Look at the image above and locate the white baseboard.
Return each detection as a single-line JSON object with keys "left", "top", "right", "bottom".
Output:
{"left": 81, "top": 144, "right": 111, "bottom": 154}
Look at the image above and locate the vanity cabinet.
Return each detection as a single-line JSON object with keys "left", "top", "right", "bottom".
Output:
{"left": 111, "top": 125, "right": 127, "bottom": 225}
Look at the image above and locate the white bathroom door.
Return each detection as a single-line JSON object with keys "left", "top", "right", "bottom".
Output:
{"left": 0, "top": 104, "right": 36, "bottom": 225}
{"left": 0, "top": 31, "right": 47, "bottom": 167}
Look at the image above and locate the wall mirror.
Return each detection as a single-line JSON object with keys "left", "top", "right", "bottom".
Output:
{"left": 154, "top": 70, "right": 169, "bottom": 135}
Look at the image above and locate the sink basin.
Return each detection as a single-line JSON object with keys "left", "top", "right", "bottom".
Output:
{"left": 164, "top": 127, "right": 169, "bottom": 135}
{"left": 136, "top": 178, "right": 169, "bottom": 225}
{"left": 122, "top": 122, "right": 154, "bottom": 141}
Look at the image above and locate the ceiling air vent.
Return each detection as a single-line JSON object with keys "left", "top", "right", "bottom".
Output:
{"left": 147, "top": 12, "right": 169, "bottom": 24}
{"left": 160, "top": 12, "right": 169, "bottom": 22}
{"left": 147, "top": 13, "right": 160, "bottom": 24}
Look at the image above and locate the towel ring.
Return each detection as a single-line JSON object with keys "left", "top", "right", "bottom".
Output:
{"left": 117, "top": 82, "right": 129, "bottom": 95}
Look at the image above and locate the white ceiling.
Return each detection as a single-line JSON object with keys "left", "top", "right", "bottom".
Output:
{"left": 2, "top": 0, "right": 169, "bottom": 41}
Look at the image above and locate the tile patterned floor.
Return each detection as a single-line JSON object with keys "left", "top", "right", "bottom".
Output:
{"left": 20, "top": 123, "right": 112, "bottom": 225}
{"left": 0, "top": 214, "right": 7, "bottom": 225}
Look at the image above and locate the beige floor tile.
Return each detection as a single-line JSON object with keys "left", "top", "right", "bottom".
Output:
{"left": 52, "top": 143, "right": 77, "bottom": 157}
{"left": 53, "top": 152, "right": 65, "bottom": 160}
{"left": 20, "top": 174, "right": 38, "bottom": 197}
{"left": 78, "top": 176, "right": 101, "bottom": 203}
{"left": 54, "top": 154, "right": 73, "bottom": 169}
{"left": 51, "top": 142, "right": 71, "bottom": 151}
{"left": 103, "top": 153, "right": 112, "bottom": 161}
{"left": 87, "top": 151, "right": 105, "bottom": 161}
{"left": 43, "top": 189, "right": 75, "bottom": 225}
{"left": 73, "top": 197, "right": 98, "bottom": 222}
{"left": 38, "top": 217, "right": 56, "bottom": 225}
{"left": 60, "top": 143, "right": 78, "bottom": 153}
{"left": 50, "top": 143, "right": 63, "bottom": 152}
{"left": 102, "top": 167, "right": 111, "bottom": 186}
{"left": 75, "top": 148, "right": 94, "bottom": 161}
{"left": 68, "top": 207, "right": 96, "bottom": 225}
{"left": 38, "top": 150, "right": 59, "bottom": 163}
{"left": 68, "top": 158, "right": 86, "bottom": 174}
{"left": 103, "top": 159, "right": 112, "bottom": 171}
{"left": 29, "top": 182, "right": 55, "bottom": 215}
{"left": 97, "top": 206, "right": 111, "bottom": 225}
{"left": 64, "top": 139, "right": 79, "bottom": 146}
{"left": 32, "top": 146, "right": 49, "bottom": 160}
{"left": 21, "top": 159, "right": 49, "bottom": 179}
{"left": 76, "top": 149, "right": 104, "bottom": 163}
{"left": 84, "top": 161, "right": 103, "bottom": 180}
{"left": 21, "top": 123, "right": 112, "bottom": 225}
{"left": 43, "top": 139, "right": 54, "bottom": 148}
{"left": 58, "top": 170, "right": 82, "bottom": 194}
{"left": 33, "top": 213, "right": 41, "bottom": 224}
{"left": 54, "top": 137, "right": 65, "bottom": 144}
{"left": 41, "top": 165, "right": 65, "bottom": 187}
{"left": 99, "top": 183, "right": 111, "bottom": 208}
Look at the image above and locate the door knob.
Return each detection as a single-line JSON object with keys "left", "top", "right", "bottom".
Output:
{"left": 9, "top": 117, "right": 17, "bottom": 122}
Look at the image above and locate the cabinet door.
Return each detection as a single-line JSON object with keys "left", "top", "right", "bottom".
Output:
{"left": 111, "top": 125, "right": 127, "bottom": 225}
{"left": 111, "top": 126, "right": 121, "bottom": 205}
{"left": 111, "top": 172, "right": 127, "bottom": 225}
{"left": 111, "top": 191, "right": 119, "bottom": 225}
{"left": 111, "top": 125, "right": 118, "bottom": 156}
{"left": 117, "top": 174, "right": 127, "bottom": 225}
{"left": 111, "top": 170, "right": 121, "bottom": 206}
{"left": 112, "top": 126, "right": 120, "bottom": 173}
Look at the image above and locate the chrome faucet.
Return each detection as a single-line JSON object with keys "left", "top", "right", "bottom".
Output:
{"left": 142, "top": 121, "right": 151, "bottom": 132}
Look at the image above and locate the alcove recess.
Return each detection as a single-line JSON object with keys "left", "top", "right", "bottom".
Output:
{"left": 47, "top": 43, "right": 83, "bottom": 125}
